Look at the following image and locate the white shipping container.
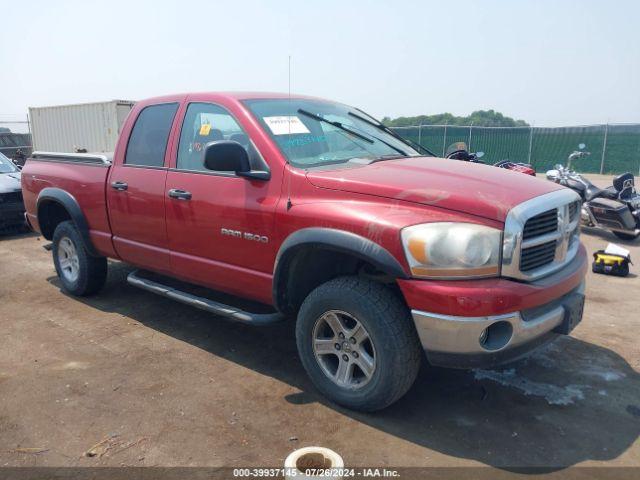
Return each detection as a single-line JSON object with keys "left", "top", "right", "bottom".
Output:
{"left": 29, "top": 100, "right": 135, "bottom": 153}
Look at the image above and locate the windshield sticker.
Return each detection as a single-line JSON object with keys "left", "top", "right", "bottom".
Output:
{"left": 199, "top": 124, "right": 212, "bottom": 136}
{"left": 263, "top": 116, "right": 310, "bottom": 135}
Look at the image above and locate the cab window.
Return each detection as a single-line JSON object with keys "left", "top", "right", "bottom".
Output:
{"left": 125, "top": 103, "right": 178, "bottom": 167}
{"left": 177, "top": 103, "right": 256, "bottom": 172}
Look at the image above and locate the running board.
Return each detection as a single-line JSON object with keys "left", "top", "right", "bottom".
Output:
{"left": 126, "top": 271, "right": 284, "bottom": 326}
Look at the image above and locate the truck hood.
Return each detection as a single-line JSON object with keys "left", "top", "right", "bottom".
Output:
{"left": 306, "top": 157, "right": 563, "bottom": 222}
{"left": 0, "top": 172, "right": 21, "bottom": 194}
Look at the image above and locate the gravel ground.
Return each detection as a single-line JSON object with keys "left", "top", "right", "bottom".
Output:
{"left": 0, "top": 174, "right": 638, "bottom": 474}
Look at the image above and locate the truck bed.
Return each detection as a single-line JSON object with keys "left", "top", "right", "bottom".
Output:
{"left": 22, "top": 152, "right": 117, "bottom": 257}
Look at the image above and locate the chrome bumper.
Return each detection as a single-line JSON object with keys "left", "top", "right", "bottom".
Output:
{"left": 411, "top": 282, "right": 585, "bottom": 368}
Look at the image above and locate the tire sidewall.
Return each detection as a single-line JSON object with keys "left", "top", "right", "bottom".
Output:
{"left": 296, "top": 281, "right": 408, "bottom": 408}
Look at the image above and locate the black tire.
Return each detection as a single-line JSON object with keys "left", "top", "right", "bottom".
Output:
{"left": 52, "top": 221, "right": 107, "bottom": 296}
{"left": 296, "top": 276, "right": 422, "bottom": 412}
{"left": 613, "top": 231, "right": 639, "bottom": 241}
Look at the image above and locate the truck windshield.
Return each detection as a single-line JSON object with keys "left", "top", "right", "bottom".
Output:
{"left": 0, "top": 153, "right": 18, "bottom": 173}
{"left": 243, "top": 99, "right": 425, "bottom": 168}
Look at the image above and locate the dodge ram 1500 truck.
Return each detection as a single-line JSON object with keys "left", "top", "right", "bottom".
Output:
{"left": 22, "top": 93, "right": 587, "bottom": 411}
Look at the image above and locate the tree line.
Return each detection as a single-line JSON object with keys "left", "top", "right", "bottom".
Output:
{"left": 381, "top": 109, "right": 529, "bottom": 127}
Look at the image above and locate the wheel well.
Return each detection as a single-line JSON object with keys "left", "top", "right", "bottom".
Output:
{"left": 275, "top": 246, "right": 399, "bottom": 315}
{"left": 38, "top": 201, "right": 72, "bottom": 240}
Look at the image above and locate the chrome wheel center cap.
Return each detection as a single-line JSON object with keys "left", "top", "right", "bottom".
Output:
{"left": 342, "top": 342, "right": 351, "bottom": 352}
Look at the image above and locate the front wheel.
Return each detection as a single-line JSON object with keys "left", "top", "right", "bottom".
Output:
{"left": 296, "top": 276, "right": 422, "bottom": 412}
{"left": 613, "top": 230, "right": 640, "bottom": 241}
{"left": 52, "top": 221, "right": 107, "bottom": 296}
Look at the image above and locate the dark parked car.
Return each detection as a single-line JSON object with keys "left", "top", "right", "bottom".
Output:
{"left": 0, "top": 132, "right": 32, "bottom": 166}
{"left": 0, "top": 152, "right": 25, "bottom": 232}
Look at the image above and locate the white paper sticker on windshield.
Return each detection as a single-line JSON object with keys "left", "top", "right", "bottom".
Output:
{"left": 263, "top": 116, "right": 310, "bottom": 135}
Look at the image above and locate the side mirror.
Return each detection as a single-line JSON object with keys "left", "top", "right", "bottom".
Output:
{"left": 204, "top": 141, "right": 250, "bottom": 173}
{"left": 546, "top": 169, "right": 559, "bottom": 180}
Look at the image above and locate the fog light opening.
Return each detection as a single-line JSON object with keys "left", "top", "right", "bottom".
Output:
{"left": 479, "top": 320, "right": 513, "bottom": 351}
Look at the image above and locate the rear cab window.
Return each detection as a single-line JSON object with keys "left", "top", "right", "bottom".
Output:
{"left": 125, "top": 103, "right": 179, "bottom": 167}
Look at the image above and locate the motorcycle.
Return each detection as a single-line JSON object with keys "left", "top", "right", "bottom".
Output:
{"left": 445, "top": 142, "right": 536, "bottom": 176}
{"left": 546, "top": 144, "right": 640, "bottom": 240}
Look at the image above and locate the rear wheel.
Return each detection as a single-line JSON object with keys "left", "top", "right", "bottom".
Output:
{"left": 613, "top": 231, "right": 639, "bottom": 241}
{"left": 296, "top": 276, "right": 421, "bottom": 411}
{"left": 52, "top": 221, "right": 107, "bottom": 296}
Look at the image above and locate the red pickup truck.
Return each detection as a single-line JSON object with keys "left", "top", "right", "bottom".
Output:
{"left": 22, "top": 92, "right": 587, "bottom": 411}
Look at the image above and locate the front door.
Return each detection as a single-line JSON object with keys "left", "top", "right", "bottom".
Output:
{"left": 107, "top": 102, "right": 179, "bottom": 274}
{"left": 165, "top": 102, "right": 279, "bottom": 304}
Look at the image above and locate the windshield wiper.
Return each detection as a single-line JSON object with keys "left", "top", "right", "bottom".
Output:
{"left": 349, "top": 111, "right": 436, "bottom": 156}
{"left": 297, "top": 109, "right": 373, "bottom": 144}
{"left": 346, "top": 125, "right": 408, "bottom": 157}
{"left": 298, "top": 108, "right": 411, "bottom": 158}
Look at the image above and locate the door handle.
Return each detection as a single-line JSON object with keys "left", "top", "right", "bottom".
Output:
{"left": 168, "top": 188, "right": 192, "bottom": 200}
{"left": 111, "top": 181, "right": 128, "bottom": 191}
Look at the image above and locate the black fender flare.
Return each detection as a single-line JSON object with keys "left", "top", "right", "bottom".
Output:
{"left": 36, "top": 187, "right": 99, "bottom": 256}
{"left": 272, "top": 227, "right": 409, "bottom": 310}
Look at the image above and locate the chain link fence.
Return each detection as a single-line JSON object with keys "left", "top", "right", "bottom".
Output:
{"left": 391, "top": 124, "right": 640, "bottom": 175}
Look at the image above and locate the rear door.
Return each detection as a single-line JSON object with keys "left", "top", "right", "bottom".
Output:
{"left": 107, "top": 102, "right": 180, "bottom": 274}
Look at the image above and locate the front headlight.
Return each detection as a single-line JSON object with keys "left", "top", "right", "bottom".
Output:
{"left": 401, "top": 223, "right": 502, "bottom": 279}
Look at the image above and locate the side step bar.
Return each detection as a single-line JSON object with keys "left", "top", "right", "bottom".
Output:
{"left": 126, "top": 270, "right": 284, "bottom": 326}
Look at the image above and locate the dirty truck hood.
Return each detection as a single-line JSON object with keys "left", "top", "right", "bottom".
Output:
{"left": 306, "top": 157, "right": 563, "bottom": 222}
{"left": 0, "top": 172, "right": 21, "bottom": 194}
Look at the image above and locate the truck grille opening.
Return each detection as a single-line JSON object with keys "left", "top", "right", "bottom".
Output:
{"left": 520, "top": 240, "right": 557, "bottom": 271}
{"left": 522, "top": 208, "right": 557, "bottom": 240}
{"left": 568, "top": 201, "right": 579, "bottom": 222}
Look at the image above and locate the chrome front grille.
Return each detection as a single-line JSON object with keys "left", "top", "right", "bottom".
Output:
{"left": 502, "top": 190, "right": 582, "bottom": 281}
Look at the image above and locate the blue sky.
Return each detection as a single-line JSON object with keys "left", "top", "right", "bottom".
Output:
{"left": 1, "top": 0, "right": 639, "bottom": 126}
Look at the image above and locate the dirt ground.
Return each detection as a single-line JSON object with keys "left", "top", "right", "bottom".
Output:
{"left": 1, "top": 175, "right": 639, "bottom": 474}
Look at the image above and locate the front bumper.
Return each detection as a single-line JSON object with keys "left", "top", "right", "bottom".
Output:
{"left": 0, "top": 201, "right": 26, "bottom": 231}
{"left": 411, "top": 281, "right": 585, "bottom": 368}
{"left": 403, "top": 244, "right": 588, "bottom": 369}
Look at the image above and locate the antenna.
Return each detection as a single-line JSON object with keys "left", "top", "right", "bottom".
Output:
{"left": 288, "top": 55, "right": 292, "bottom": 103}
{"left": 286, "top": 54, "right": 293, "bottom": 210}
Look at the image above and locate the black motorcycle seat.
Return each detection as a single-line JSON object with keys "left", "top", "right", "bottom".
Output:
{"left": 585, "top": 185, "right": 617, "bottom": 202}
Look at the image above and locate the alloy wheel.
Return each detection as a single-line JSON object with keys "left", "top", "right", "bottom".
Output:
{"left": 57, "top": 237, "right": 80, "bottom": 283}
{"left": 312, "top": 310, "right": 377, "bottom": 389}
